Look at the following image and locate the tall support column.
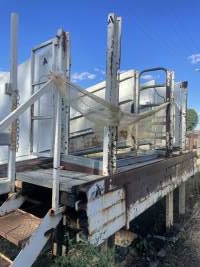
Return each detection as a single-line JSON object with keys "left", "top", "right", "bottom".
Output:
{"left": 8, "top": 13, "right": 18, "bottom": 192}
{"left": 57, "top": 30, "right": 71, "bottom": 155}
{"left": 166, "top": 70, "right": 174, "bottom": 156}
{"left": 166, "top": 191, "right": 174, "bottom": 230}
{"left": 102, "top": 13, "right": 122, "bottom": 183}
{"left": 180, "top": 82, "right": 188, "bottom": 152}
{"left": 179, "top": 182, "right": 186, "bottom": 215}
{"left": 134, "top": 72, "right": 139, "bottom": 152}
{"left": 52, "top": 90, "right": 61, "bottom": 212}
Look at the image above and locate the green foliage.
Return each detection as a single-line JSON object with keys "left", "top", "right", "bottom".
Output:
{"left": 0, "top": 237, "right": 19, "bottom": 260}
{"left": 187, "top": 108, "right": 198, "bottom": 131}
{"left": 50, "top": 243, "right": 115, "bottom": 267}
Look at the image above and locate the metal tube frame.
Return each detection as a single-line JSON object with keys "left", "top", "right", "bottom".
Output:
{"left": 138, "top": 67, "right": 174, "bottom": 156}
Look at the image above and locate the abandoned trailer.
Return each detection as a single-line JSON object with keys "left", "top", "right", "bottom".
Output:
{"left": 0, "top": 12, "right": 197, "bottom": 267}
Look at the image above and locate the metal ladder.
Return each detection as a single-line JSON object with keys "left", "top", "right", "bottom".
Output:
{"left": 30, "top": 38, "right": 57, "bottom": 156}
{"left": 0, "top": 14, "right": 71, "bottom": 266}
{"left": 0, "top": 194, "right": 63, "bottom": 267}
{"left": 30, "top": 31, "right": 70, "bottom": 157}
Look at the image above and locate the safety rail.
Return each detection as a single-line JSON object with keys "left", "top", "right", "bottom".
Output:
{"left": 0, "top": 78, "right": 62, "bottom": 212}
{"left": 138, "top": 67, "right": 174, "bottom": 155}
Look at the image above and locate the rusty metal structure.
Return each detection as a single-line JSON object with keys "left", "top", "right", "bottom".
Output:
{"left": 0, "top": 12, "right": 197, "bottom": 267}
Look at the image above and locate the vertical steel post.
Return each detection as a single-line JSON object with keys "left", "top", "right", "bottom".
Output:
{"left": 52, "top": 30, "right": 63, "bottom": 212}
{"left": 52, "top": 89, "right": 61, "bottom": 211}
{"left": 30, "top": 50, "right": 35, "bottom": 154}
{"left": 50, "top": 40, "right": 57, "bottom": 157}
{"left": 180, "top": 82, "right": 187, "bottom": 152}
{"left": 102, "top": 13, "right": 122, "bottom": 182}
{"left": 64, "top": 33, "right": 71, "bottom": 155}
{"left": 166, "top": 70, "right": 174, "bottom": 156}
{"left": 171, "top": 71, "right": 175, "bottom": 149}
{"left": 57, "top": 30, "right": 71, "bottom": 155}
{"left": 8, "top": 13, "right": 18, "bottom": 192}
{"left": 134, "top": 72, "right": 139, "bottom": 151}
{"left": 52, "top": 29, "right": 71, "bottom": 211}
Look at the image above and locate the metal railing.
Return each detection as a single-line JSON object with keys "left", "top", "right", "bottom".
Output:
{"left": 0, "top": 78, "right": 62, "bottom": 212}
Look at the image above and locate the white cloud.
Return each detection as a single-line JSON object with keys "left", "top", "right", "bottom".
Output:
{"left": 94, "top": 68, "right": 105, "bottom": 75}
{"left": 141, "top": 74, "right": 153, "bottom": 80}
{"left": 188, "top": 53, "right": 200, "bottom": 64}
{"left": 0, "top": 71, "right": 9, "bottom": 82}
{"left": 71, "top": 71, "right": 96, "bottom": 83}
{"left": 141, "top": 74, "right": 160, "bottom": 81}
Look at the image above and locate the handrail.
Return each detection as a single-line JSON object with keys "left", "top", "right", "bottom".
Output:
{"left": 139, "top": 67, "right": 168, "bottom": 78}
{"left": 0, "top": 79, "right": 52, "bottom": 132}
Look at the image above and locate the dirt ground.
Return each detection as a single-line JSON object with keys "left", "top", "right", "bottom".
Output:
{"left": 117, "top": 173, "right": 200, "bottom": 267}
{"left": 165, "top": 173, "right": 200, "bottom": 267}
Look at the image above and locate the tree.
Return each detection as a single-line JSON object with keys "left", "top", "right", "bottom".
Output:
{"left": 187, "top": 108, "right": 199, "bottom": 132}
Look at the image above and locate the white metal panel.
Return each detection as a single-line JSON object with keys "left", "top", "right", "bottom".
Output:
{"left": 87, "top": 187, "right": 124, "bottom": 215}
{"left": 86, "top": 188, "right": 126, "bottom": 245}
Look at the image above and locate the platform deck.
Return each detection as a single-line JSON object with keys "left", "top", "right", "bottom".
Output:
{"left": 16, "top": 169, "right": 103, "bottom": 192}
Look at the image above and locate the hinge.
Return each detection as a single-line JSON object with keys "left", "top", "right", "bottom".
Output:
{"left": 5, "top": 83, "right": 18, "bottom": 96}
{"left": 5, "top": 82, "right": 12, "bottom": 95}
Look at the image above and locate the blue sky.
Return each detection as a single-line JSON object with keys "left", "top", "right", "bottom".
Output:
{"left": 0, "top": 0, "right": 200, "bottom": 116}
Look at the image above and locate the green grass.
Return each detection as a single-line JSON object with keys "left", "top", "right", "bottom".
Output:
{"left": 0, "top": 236, "right": 115, "bottom": 267}
{"left": 50, "top": 243, "right": 115, "bottom": 267}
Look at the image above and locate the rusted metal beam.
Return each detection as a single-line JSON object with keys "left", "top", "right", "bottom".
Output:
{"left": 57, "top": 30, "right": 71, "bottom": 155}
{"left": 75, "top": 152, "right": 195, "bottom": 231}
{"left": 103, "top": 13, "right": 121, "bottom": 181}
{"left": 77, "top": 152, "right": 196, "bottom": 244}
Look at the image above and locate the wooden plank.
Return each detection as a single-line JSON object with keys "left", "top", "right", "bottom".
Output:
{"left": 41, "top": 169, "right": 88, "bottom": 180}
{"left": 16, "top": 169, "right": 102, "bottom": 192}
{"left": 179, "top": 182, "right": 186, "bottom": 215}
{"left": 0, "top": 209, "right": 41, "bottom": 247}
{"left": 17, "top": 172, "right": 78, "bottom": 192}
{"left": 166, "top": 191, "right": 174, "bottom": 230}
{"left": 42, "top": 169, "right": 102, "bottom": 181}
